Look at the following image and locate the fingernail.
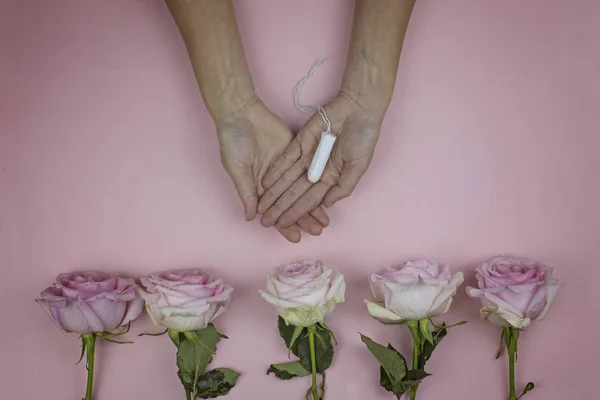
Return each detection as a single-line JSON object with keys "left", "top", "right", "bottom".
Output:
{"left": 260, "top": 215, "right": 273, "bottom": 228}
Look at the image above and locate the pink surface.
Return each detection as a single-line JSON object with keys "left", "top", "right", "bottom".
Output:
{"left": 1, "top": 0, "right": 599, "bottom": 399}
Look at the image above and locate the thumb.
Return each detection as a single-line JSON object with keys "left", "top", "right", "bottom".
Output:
{"left": 227, "top": 167, "right": 258, "bottom": 221}
{"left": 323, "top": 162, "right": 367, "bottom": 208}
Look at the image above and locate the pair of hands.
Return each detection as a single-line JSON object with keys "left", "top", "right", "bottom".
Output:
{"left": 217, "top": 92, "right": 382, "bottom": 242}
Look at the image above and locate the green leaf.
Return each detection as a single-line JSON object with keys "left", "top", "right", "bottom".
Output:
{"left": 429, "top": 319, "right": 467, "bottom": 329}
{"left": 318, "top": 322, "right": 338, "bottom": 345}
{"left": 419, "top": 319, "right": 434, "bottom": 345}
{"left": 376, "top": 345, "right": 429, "bottom": 397}
{"left": 100, "top": 336, "right": 133, "bottom": 344}
{"left": 403, "top": 369, "right": 431, "bottom": 382}
{"left": 314, "top": 330, "right": 327, "bottom": 349}
{"left": 297, "top": 324, "right": 334, "bottom": 373}
{"left": 382, "top": 320, "right": 406, "bottom": 326}
{"left": 288, "top": 325, "right": 304, "bottom": 358}
{"left": 169, "top": 329, "right": 182, "bottom": 347}
{"left": 176, "top": 340, "right": 203, "bottom": 391}
{"left": 417, "top": 324, "right": 447, "bottom": 369}
{"left": 109, "top": 321, "right": 131, "bottom": 336}
{"left": 382, "top": 369, "right": 431, "bottom": 397}
{"left": 277, "top": 317, "right": 308, "bottom": 359}
{"left": 360, "top": 334, "right": 407, "bottom": 393}
{"left": 379, "top": 366, "right": 394, "bottom": 392}
{"left": 76, "top": 337, "right": 87, "bottom": 365}
{"left": 518, "top": 382, "right": 535, "bottom": 399}
{"left": 176, "top": 325, "right": 223, "bottom": 391}
{"left": 184, "top": 331, "right": 216, "bottom": 354}
{"left": 138, "top": 329, "right": 169, "bottom": 337}
{"left": 267, "top": 361, "right": 311, "bottom": 380}
{"left": 496, "top": 329, "right": 505, "bottom": 359}
{"left": 278, "top": 317, "right": 296, "bottom": 349}
{"left": 196, "top": 368, "right": 240, "bottom": 399}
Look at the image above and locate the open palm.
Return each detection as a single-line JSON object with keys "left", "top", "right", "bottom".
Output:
{"left": 217, "top": 99, "right": 330, "bottom": 242}
{"left": 258, "top": 94, "right": 381, "bottom": 228}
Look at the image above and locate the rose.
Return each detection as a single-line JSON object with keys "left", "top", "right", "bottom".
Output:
{"left": 259, "top": 260, "right": 346, "bottom": 327}
{"left": 36, "top": 272, "right": 143, "bottom": 335}
{"left": 466, "top": 256, "right": 562, "bottom": 329}
{"left": 139, "top": 269, "right": 233, "bottom": 332}
{"left": 365, "top": 259, "right": 464, "bottom": 323}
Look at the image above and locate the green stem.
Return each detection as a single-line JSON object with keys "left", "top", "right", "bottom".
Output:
{"left": 82, "top": 334, "right": 96, "bottom": 400}
{"left": 410, "top": 341, "right": 420, "bottom": 400}
{"left": 407, "top": 321, "right": 422, "bottom": 400}
{"left": 505, "top": 327, "right": 518, "bottom": 400}
{"left": 185, "top": 389, "right": 192, "bottom": 400}
{"left": 308, "top": 326, "right": 320, "bottom": 400}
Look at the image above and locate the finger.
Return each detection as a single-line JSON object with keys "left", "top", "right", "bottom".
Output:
{"left": 226, "top": 166, "right": 258, "bottom": 221}
{"left": 257, "top": 160, "right": 308, "bottom": 216}
{"left": 279, "top": 181, "right": 332, "bottom": 228}
{"left": 297, "top": 215, "right": 323, "bottom": 236}
{"left": 310, "top": 206, "right": 330, "bottom": 227}
{"left": 274, "top": 223, "right": 301, "bottom": 243}
{"left": 261, "top": 139, "right": 302, "bottom": 189}
{"left": 323, "top": 162, "right": 368, "bottom": 208}
{"left": 260, "top": 175, "right": 313, "bottom": 227}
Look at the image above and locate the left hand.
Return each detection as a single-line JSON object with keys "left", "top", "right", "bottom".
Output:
{"left": 217, "top": 99, "right": 330, "bottom": 242}
{"left": 257, "top": 92, "right": 383, "bottom": 228}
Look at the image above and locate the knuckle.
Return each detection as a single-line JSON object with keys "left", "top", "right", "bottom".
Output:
{"left": 262, "top": 188, "right": 276, "bottom": 201}
{"left": 282, "top": 170, "right": 296, "bottom": 183}
{"left": 303, "top": 192, "right": 319, "bottom": 207}
{"left": 299, "top": 155, "right": 312, "bottom": 168}
{"left": 338, "top": 185, "right": 354, "bottom": 198}
{"left": 287, "top": 186, "right": 301, "bottom": 197}
{"left": 283, "top": 150, "right": 296, "bottom": 164}
{"left": 321, "top": 174, "right": 337, "bottom": 186}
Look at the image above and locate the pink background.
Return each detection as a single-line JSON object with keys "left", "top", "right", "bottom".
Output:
{"left": 1, "top": 0, "right": 599, "bottom": 399}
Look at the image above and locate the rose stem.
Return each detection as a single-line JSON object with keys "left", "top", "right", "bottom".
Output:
{"left": 82, "top": 334, "right": 96, "bottom": 400}
{"left": 505, "top": 327, "right": 519, "bottom": 400}
{"left": 308, "top": 325, "right": 320, "bottom": 400}
{"left": 407, "top": 321, "right": 421, "bottom": 400}
{"left": 185, "top": 389, "right": 192, "bottom": 400}
{"left": 410, "top": 340, "right": 419, "bottom": 400}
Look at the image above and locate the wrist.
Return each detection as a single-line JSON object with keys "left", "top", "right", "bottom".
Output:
{"left": 340, "top": 62, "right": 395, "bottom": 119}
{"left": 206, "top": 87, "right": 259, "bottom": 128}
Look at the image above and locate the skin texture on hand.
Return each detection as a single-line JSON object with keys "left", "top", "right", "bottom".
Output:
{"left": 257, "top": 93, "right": 382, "bottom": 228}
{"left": 257, "top": 0, "right": 416, "bottom": 229}
{"left": 218, "top": 99, "right": 330, "bottom": 242}
{"left": 167, "top": 0, "right": 329, "bottom": 242}
{"left": 167, "top": 0, "right": 414, "bottom": 241}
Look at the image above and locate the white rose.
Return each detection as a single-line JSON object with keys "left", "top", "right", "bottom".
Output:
{"left": 259, "top": 260, "right": 346, "bottom": 327}
{"left": 365, "top": 259, "right": 464, "bottom": 323}
{"left": 139, "top": 269, "right": 233, "bottom": 332}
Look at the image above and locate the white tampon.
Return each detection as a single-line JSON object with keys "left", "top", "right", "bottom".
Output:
{"left": 308, "top": 131, "right": 336, "bottom": 183}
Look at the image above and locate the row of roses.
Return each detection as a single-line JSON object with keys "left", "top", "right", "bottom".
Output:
{"left": 37, "top": 256, "right": 561, "bottom": 400}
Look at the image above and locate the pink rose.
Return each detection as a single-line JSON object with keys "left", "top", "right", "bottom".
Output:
{"left": 36, "top": 272, "right": 143, "bottom": 335}
{"left": 365, "top": 259, "right": 464, "bottom": 322}
{"left": 259, "top": 260, "right": 346, "bottom": 327}
{"left": 140, "top": 269, "right": 233, "bottom": 332}
{"left": 466, "top": 256, "right": 562, "bottom": 329}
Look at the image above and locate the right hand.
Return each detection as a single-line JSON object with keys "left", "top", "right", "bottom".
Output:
{"left": 216, "top": 98, "right": 330, "bottom": 243}
{"left": 258, "top": 93, "right": 382, "bottom": 228}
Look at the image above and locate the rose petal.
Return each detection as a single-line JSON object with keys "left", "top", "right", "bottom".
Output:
{"left": 429, "top": 272, "right": 464, "bottom": 315}
{"left": 259, "top": 290, "right": 304, "bottom": 309}
{"left": 36, "top": 299, "right": 67, "bottom": 332}
{"left": 121, "top": 298, "right": 144, "bottom": 327}
{"left": 365, "top": 300, "right": 403, "bottom": 323}
{"left": 536, "top": 283, "right": 562, "bottom": 320}
{"left": 480, "top": 304, "right": 531, "bottom": 329}
{"left": 87, "top": 297, "right": 126, "bottom": 331}
{"left": 481, "top": 290, "right": 525, "bottom": 318}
